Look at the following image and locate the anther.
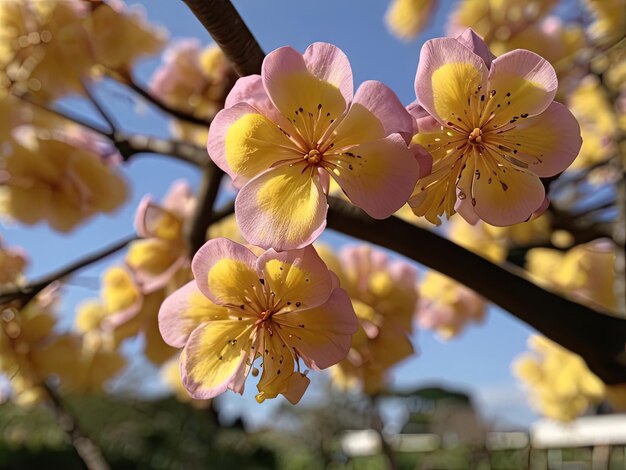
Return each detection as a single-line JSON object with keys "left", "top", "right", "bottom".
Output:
{"left": 305, "top": 149, "right": 322, "bottom": 164}
{"left": 468, "top": 128, "right": 483, "bottom": 144}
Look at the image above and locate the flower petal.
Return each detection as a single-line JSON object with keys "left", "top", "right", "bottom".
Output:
{"left": 262, "top": 46, "right": 347, "bottom": 143}
{"left": 274, "top": 288, "right": 358, "bottom": 370}
{"left": 415, "top": 37, "right": 488, "bottom": 128}
{"left": 208, "top": 103, "right": 300, "bottom": 188}
{"left": 328, "top": 101, "right": 386, "bottom": 150}
{"left": 281, "top": 372, "right": 310, "bottom": 405}
{"left": 302, "top": 42, "right": 353, "bottom": 103}
{"left": 191, "top": 238, "right": 260, "bottom": 306}
{"left": 485, "top": 50, "right": 557, "bottom": 126}
{"left": 256, "top": 327, "right": 296, "bottom": 400}
{"left": 456, "top": 28, "right": 495, "bottom": 68}
{"left": 258, "top": 244, "right": 333, "bottom": 313}
{"left": 134, "top": 198, "right": 184, "bottom": 241}
{"left": 235, "top": 164, "right": 328, "bottom": 251}
{"left": 181, "top": 321, "right": 254, "bottom": 399}
{"left": 497, "top": 101, "right": 582, "bottom": 177}
{"left": 158, "top": 281, "right": 231, "bottom": 348}
{"left": 470, "top": 156, "right": 546, "bottom": 226}
{"left": 352, "top": 80, "right": 413, "bottom": 140}
{"left": 327, "top": 134, "right": 419, "bottom": 219}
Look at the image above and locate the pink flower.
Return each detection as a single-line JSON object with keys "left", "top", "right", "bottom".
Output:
{"left": 408, "top": 29, "right": 582, "bottom": 226}
{"left": 208, "top": 42, "right": 425, "bottom": 251}
{"left": 158, "top": 238, "right": 358, "bottom": 403}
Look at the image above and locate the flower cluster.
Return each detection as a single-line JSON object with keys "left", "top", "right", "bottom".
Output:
{"left": 153, "top": 31, "right": 585, "bottom": 404}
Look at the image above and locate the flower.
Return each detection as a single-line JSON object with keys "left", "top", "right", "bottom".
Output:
{"left": 78, "top": 265, "right": 178, "bottom": 366}
{"left": 447, "top": 0, "right": 558, "bottom": 53}
{"left": 318, "top": 244, "right": 418, "bottom": 394}
{"left": 0, "top": 236, "right": 27, "bottom": 286}
{"left": 82, "top": 0, "right": 166, "bottom": 74}
{"left": 0, "top": 127, "right": 128, "bottom": 232}
{"left": 208, "top": 42, "right": 424, "bottom": 250}
{"left": 150, "top": 40, "right": 231, "bottom": 146}
{"left": 126, "top": 181, "right": 195, "bottom": 293}
{"left": 385, "top": 0, "right": 439, "bottom": 41}
{"left": 0, "top": 0, "right": 92, "bottom": 100}
{"left": 513, "top": 335, "right": 605, "bottom": 421}
{"left": 417, "top": 270, "right": 485, "bottom": 340}
{"left": 526, "top": 239, "right": 618, "bottom": 312}
{"left": 159, "top": 238, "right": 358, "bottom": 403}
{"left": 408, "top": 29, "right": 581, "bottom": 226}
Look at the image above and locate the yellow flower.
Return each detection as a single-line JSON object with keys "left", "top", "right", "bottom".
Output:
{"left": 0, "top": 237, "right": 27, "bottom": 286}
{"left": 567, "top": 76, "right": 617, "bottom": 169}
{"left": 513, "top": 335, "right": 606, "bottom": 421}
{"left": 526, "top": 240, "right": 617, "bottom": 311}
{"left": 77, "top": 265, "right": 177, "bottom": 365}
{"left": 0, "top": 0, "right": 92, "bottom": 100}
{"left": 83, "top": 0, "right": 166, "bottom": 74}
{"left": 385, "top": 0, "right": 439, "bottom": 40}
{"left": 584, "top": 0, "right": 626, "bottom": 46}
{"left": 0, "top": 128, "right": 128, "bottom": 232}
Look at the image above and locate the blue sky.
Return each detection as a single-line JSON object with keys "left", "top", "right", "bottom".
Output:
{"left": 1, "top": 0, "right": 542, "bottom": 429}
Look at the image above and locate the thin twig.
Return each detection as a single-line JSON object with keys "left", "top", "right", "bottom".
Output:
{"left": 41, "top": 382, "right": 110, "bottom": 470}
{"left": 0, "top": 235, "right": 136, "bottom": 307}
{"left": 122, "top": 74, "right": 211, "bottom": 127}
{"left": 17, "top": 94, "right": 208, "bottom": 167}
{"left": 18, "top": 94, "right": 111, "bottom": 137}
{"left": 82, "top": 80, "right": 118, "bottom": 136}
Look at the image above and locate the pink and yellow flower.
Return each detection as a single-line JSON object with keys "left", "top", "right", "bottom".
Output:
{"left": 409, "top": 29, "right": 581, "bottom": 226}
{"left": 318, "top": 244, "right": 419, "bottom": 394}
{"left": 126, "top": 180, "right": 195, "bottom": 293}
{"left": 159, "top": 238, "right": 358, "bottom": 404}
{"left": 208, "top": 42, "right": 424, "bottom": 250}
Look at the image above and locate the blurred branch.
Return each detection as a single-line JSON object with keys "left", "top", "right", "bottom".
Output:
{"left": 82, "top": 80, "right": 118, "bottom": 135}
{"left": 19, "top": 93, "right": 112, "bottom": 137}
{"left": 17, "top": 94, "right": 208, "bottom": 167}
{"left": 185, "top": 163, "right": 226, "bottom": 255}
{"left": 326, "top": 197, "right": 626, "bottom": 384}
{"left": 180, "top": 0, "right": 264, "bottom": 77}
{"left": 0, "top": 235, "right": 136, "bottom": 307}
{"left": 41, "top": 382, "right": 110, "bottom": 470}
{"left": 114, "top": 133, "right": 208, "bottom": 167}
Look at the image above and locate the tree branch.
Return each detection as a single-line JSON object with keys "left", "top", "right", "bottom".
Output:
{"left": 41, "top": 382, "right": 110, "bottom": 470}
{"left": 120, "top": 74, "right": 211, "bottom": 127}
{"left": 0, "top": 235, "right": 136, "bottom": 307}
{"left": 326, "top": 197, "right": 626, "bottom": 384}
{"left": 114, "top": 133, "right": 208, "bottom": 167}
{"left": 185, "top": 163, "right": 226, "bottom": 255}
{"left": 180, "top": 0, "right": 265, "bottom": 77}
